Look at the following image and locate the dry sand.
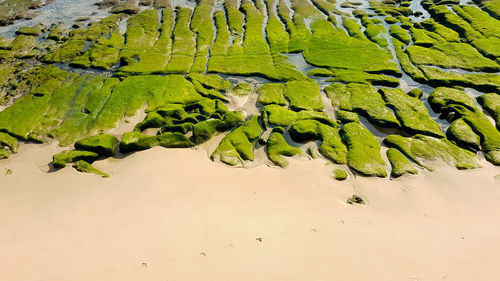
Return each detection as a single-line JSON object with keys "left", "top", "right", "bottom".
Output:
{"left": 0, "top": 143, "right": 499, "bottom": 281}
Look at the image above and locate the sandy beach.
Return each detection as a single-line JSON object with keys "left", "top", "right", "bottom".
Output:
{"left": 1, "top": 143, "right": 499, "bottom": 281}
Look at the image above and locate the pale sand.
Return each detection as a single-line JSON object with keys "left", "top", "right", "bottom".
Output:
{"left": 0, "top": 143, "right": 499, "bottom": 281}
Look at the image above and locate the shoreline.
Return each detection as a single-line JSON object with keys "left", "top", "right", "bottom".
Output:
{"left": 1, "top": 143, "right": 499, "bottom": 281}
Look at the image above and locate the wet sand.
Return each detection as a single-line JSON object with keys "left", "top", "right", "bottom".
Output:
{"left": 1, "top": 143, "right": 499, "bottom": 281}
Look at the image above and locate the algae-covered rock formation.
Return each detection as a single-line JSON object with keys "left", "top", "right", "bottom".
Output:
{"left": 0, "top": 0, "right": 499, "bottom": 178}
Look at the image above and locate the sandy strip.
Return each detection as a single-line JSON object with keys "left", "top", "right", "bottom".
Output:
{"left": 0, "top": 143, "right": 499, "bottom": 281}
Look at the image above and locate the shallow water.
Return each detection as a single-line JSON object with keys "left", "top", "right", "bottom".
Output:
{"left": 0, "top": 0, "right": 109, "bottom": 38}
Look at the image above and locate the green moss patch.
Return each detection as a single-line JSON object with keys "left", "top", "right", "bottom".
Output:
{"left": 72, "top": 160, "right": 109, "bottom": 178}
{"left": 289, "top": 119, "right": 347, "bottom": 164}
{"left": 383, "top": 134, "right": 480, "bottom": 170}
{"left": 211, "top": 116, "right": 263, "bottom": 166}
{"left": 53, "top": 150, "right": 100, "bottom": 169}
{"left": 339, "top": 122, "right": 387, "bottom": 177}
{"left": 74, "top": 134, "right": 119, "bottom": 157}
{"left": 333, "top": 168, "right": 348, "bottom": 180}
{"left": 386, "top": 147, "right": 418, "bottom": 178}
{"left": 257, "top": 84, "right": 287, "bottom": 106}
{"left": 266, "top": 132, "right": 301, "bottom": 167}
{"left": 379, "top": 87, "right": 444, "bottom": 137}
{"left": 325, "top": 83, "right": 400, "bottom": 128}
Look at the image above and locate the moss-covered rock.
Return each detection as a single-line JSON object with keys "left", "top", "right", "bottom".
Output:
{"left": 187, "top": 73, "right": 230, "bottom": 92}
{"left": 325, "top": 83, "right": 400, "bottom": 128}
{"left": 477, "top": 93, "right": 500, "bottom": 129}
{"left": 266, "top": 132, "right": 301, "bottom": 168}
{"left": 327, "top": 69, "right": 400, "bottom": 87}
{"left": 53, "top": 150, "right": 99, "bottom": 169}
{"left": 289, "top": 119, "right": 347, "bottom": 164}
{"left": 446, "top": 119, "right": 481, "bottom": 152}
{"left": 74, "top": 134, "right": 119, "bottom": 157}
{"left": 407, "top": 88, "right": 424, "bottom": 99}
{"left": 383, "top": 134, "right": 480, "bottom": 170}
{"left": 263, "top": 104, "right": 334, "bottom": 127}
{"left": 72, "top": 160, "right": 109, "bottom": 178}
{"left": 379, "top": 87, "right": 444, "bottom": 137}
{"left": 429, "top": 87, "right": 500, "bottom": 165}
{"left": 257, "top": 83, "right": 287, "bottom": 106}
{"left": 336, "top": 110, "right": 360, "bottom": 124}
{"left": 389, "top": 25, "right": 411, "bottom": 45}
{"left": 339, "top": 122, "right": 387, "bottom": 177}
{"left": 15, "top": 24, "right": 43, "bottom": 36}
{"left": 119, "top": 131, "right": 195, "bottom": 153}
{"left": 211, "top": 116, "right": 263, "bottom": 166}
{"left": 231, "top": 82, "right": 253, "bottom": 96}
{"left": 284, "top": 81, "right": 324, "bottom": 112}
{"left": 386, "top": 147, "right": 418, "bottom": 178}
{"left": 0, "top": 132, "right": 18, "bottom": 154}
{"left": 333, "top": 168, "right": 348, "bottom": 180}
{"left": 347, "top": 195, "right": 365, "bottom": 205}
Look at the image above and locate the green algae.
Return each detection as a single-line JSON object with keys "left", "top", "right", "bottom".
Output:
{"left": 407, "top": 88, "right": 424, "bottom": 99}
{"left": 379, "top": 87, "right": 444, "bottom": 137}
{"left": 303, "top": 19, "right": 400, "bottom": 76}
{"left": 325, "top": 83, "right": 400, "bottom": 128}
{"left": 187, "top": 73, "right": 231, "bottom": 92}
{"left": 0, "top": 132, "right": 18, "bottom": 154}
{"left": 16, "top": 24, "right": 43, "bottom": 36}
{"left": 211, "top": 116, "right": 263, "bottom": 166}
{"left": 336, "top": 110, "right": 360, "bottom": 124}
{"left": 288, "top": 119, "right": 347, "bottom": 164}
{"left": 284, "top": 81, "right": 324, "bottom": 111}
{"left": 120, "top": 131, "right": 195, "bottom": 153}
{"left": 420, "top": 66, "right": 500, "bottom": 93}
{"left": 257, "top": 84, "right": 287, "bottom": 106}
{"left": 72, "top": 160, "right": 109, "bottom": 178}
{"left": 266, "top": 132, "right": 301, "bottom": 167}
{"left": 52, "top": 150, "right": 99, "bottom": 169}
{"left": 393, "top": 39, "right": 427, "bottom": 82}
{"left": 307, "top": 68, "right": 334, "bottom": 77}
{"left": 74, "top": 134, "right": 119, "bottom": 157}
{"left": 446, "top": 119, "right": 481, "bottom": 152}
{"left": 477, "top": 93, "right": 500, "bottom": 129}
{"left": 339, "top": 122, "right": 387, "bottom": 177}
{"left": 263, "top": 104, "right": 334, "bottom": 127}
{"left": 429, "top": 87, "right": 500, "bottom": 165}
{"left": 333, "top": 168, "right": 348, "bottom": 180}
{"left": 406, "top": 43, "right": 500, "bottom": 72}
{"left": 389, "top": 25, "right": 411, "bottom": 45}
{"left": 326, "top": 69, "right": 400, "bottom": 87}
{"left": 232, "top": 83, "right": 254, "bottom": 97}
{"left": 386, "top": 147, "right": 418, "bottom": 178}
{"left": 383, "top": 134, "right": 480, "bottom": 170}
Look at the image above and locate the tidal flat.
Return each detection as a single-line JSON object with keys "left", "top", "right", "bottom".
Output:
{"left": 0, "top": 0, "right": 499, "bottom": 279}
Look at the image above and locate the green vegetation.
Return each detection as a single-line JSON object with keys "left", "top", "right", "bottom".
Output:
{"left": 74, "top": 134, "right": 119, "bottom": 157}
{"left": 383, "top": 134, "right": 480, "bottom": 170}
{"left": 327, "top": 69, "right": 399, "bottom": 87}
{"left": 211, "top": 116, "right": 263, "bottom": 166}
{"left": 386, "top": 148, "right": 418, "bottom": 178}
{"left": 257, "top": 84, "right": 287, "bottom": 106}
{"left": 446, "top": 119, "right": 481, "bottom": 152}
{"left": 325, "top": 83, "right": 400, "bottom": 127}
{"left": 339, "top": 122, "right": 387, "bottom": 177}
{"left": 232, "top": 83, "right": 254, "bottom": 97}
{"left": 72, "top": 160, "right": 109, "bottom": 178}
{"left": 289, "top": 119, "right": 347, "bottom": 164}
{"left": 333, "top": 168, "right": 347, "bottom": 180}
{"left": 389, "top": 25, "right": 411, "bottom": 45}
{"left": 53, "top": 150, "right": 99, "bottom": 169}
{"left": 429, "top": 87, "right": 500, "bottom": 165}
{"left": 284, "top": 81, "right": 324, "bottom": 111}
{"left": 266, "top": 132, "right": 301, "bottom": 167}
{"left": 477, "top": 93, "right": 500, "bottom": 129}
{"left": 263, "top": 105, "right": 334, "bottom": 127}
{"left": 379, "top": 87, "right": 444, "bottom": 137}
